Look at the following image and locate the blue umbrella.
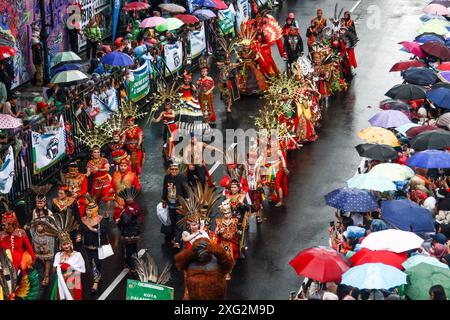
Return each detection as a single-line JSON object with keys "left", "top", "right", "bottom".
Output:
{"left": 50, "top": 63, "right": 81, "bottom": 78}
{"left": 341, "top": 263, "right": 407, "bottom": 290}
{"left": 101, "top": 51, "right": 134, "bottom": 67}
{"left": 396, "top": 123, "right": 421, "bottom": 136}
{"left": 420, "top": 14, "right": 448, "bottom": 22}
{"left": 192, "top": 0, "right": 217, "bottom": 7}
{"left": 402, "top": 67, "right": 438, "bottom": 85}
{"left": 407, "top": 149, "right": 450, "bottom": 168}
{"left": 381, "top": 199, "right": 435, "bottom": 233}
{"left": 415, "top": 33, "right": 445, "bottom": 44}
{"left": 325, "top": 188, "right": 378, "bottom": 212}
{"left": 369, "top": 110, "right": 412, "bottom": 128}
{"left": 427, "top": 88, "right": 450, "bottom": 109}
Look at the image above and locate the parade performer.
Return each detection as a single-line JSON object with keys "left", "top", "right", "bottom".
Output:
{"left": 80, "top": 198, "right": 108, "bottom": 295}
{"left": 311, "top": 44, "right": 332, "bottom": 98}
{"left": 182, "top": 219, "right": 210, "bottom": 250}
{"left": 281, "top": 13, "right": 300, "bottom": 55}
{"left": 174, "top": 238, "right": 234, "bottom": 300}
{"left": 284, "top": 26, "right": 304, "bottom": 75}
{"left": 40, "top": 211, "right": 85, "bottom": 300}
{"left": 104, "top": 131, "right": 125, "bottom": 164}
{"left": 245, "top": 142, "right": 265, "bottom": 224}
{"left": 180, "top": 70, "right": 198, "bottom": 104}
{"left": 196, "top": 57, "right": 216, "bottom": 124}
{"left": 51, "top": 186, "right": 80, "bottom": 223}
{"left": 343, "top": 11, "right": 358, "bottom": 69}
{"left": 217, "top": 36, "right": 241, "bottom": 113}
{"left": 254, "top": 32, "right": 280, "bottom": 77}
{"left": 262, "top": 139, "right": 289, "bottom": 208}
{"left": 277, "top": 88, "right": 299, "bottom": 151}
{"left": 27, "top": 185, "right": 53, "bottom": 225}
{"left": 236, "top": 19, "right": 268, "bottom": 95}
{"left": 122, "top": 116, "right": 144, "bottom": 176}
{"left": 214, "top": 200, "right": 239, "bottom": 280}
{"left": 311, "top": 9, "right": 327, "bottom": 33}
{"left": 61, "top": 162, "right": 88, "bottom": 218}
{"left": 86, "top": 146, "right": 112, "bottom": 217}
{"left": 110, "top": 158, "right": 141, "bottom": 221}
{"left": 116, "top": 188, "right": 143, "bottom": 273}
{"left": 111, "top": 149, "right": 130, "bottom": 172}
{"left": 101, "top": 112, "right": 127, "bottom": 166}
{"left": 30, "top": 218, "right": 54, "bottom": 287}
{"left": 153, "top": 99, "right": 177, "bottom": 159}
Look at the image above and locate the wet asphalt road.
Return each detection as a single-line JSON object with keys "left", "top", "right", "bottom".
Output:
{"left": 95, "top": 0, "right": 427, "bottom": 300}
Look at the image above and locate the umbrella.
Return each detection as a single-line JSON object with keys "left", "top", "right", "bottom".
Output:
{"left": 101, "top": 52, "right": 134, "bottom": 67}
{"left": 0, "top": 46, "right": 16, "bottom": 60}
{"left": 324, "top": 188, "right": 378, "bottom": 212}
{"left": 421, "top": 18, "right": 450, "bottom": 29}
{"left": 430, "top": 0, "right": 450, "bottom": 6}
{"left": 421, "top": 13, "right": 448, "bottom": 22}
{"left": 50, "top": 51, "right": 81, "bottom": 68}
{"left": 400, "top": 41, "right": 426, "bottom": 58}
{"left": 50, "top": 63, "right": 81, "bottom": 78}
{"left": 418, "top": 24, "right": 449, "bottom": 36}
{"left": 396, "top": 123, "right": 422, "bottom": 136}
{"left": 123, "top": 2, "right": 150, "bottom": 11}
{"left": 174, "top": 14, "right": 200, "bottom": 24}
{"left": 155, "top": 18, "right": 185, "bottom": 32}
{"left": 415, "top": 33, "right": 445, "bottom": 44}
{"left": 369, "top": 163, "right": 415, "bottom": 181}
{"left": 213, "top": 0, "right": 228, "bottom": 9}
{"left": 437, "top": 62, "right": 450, "bottom": 70}
{"left": 193, "top": 8, "right": 217, "bottom": 20}
{"left": 427, "top": 87, "right": 450, "bottom": 109}
{"left": 410, "top": 129, "right": 450, "bottom": 149}
{"left": 347, "top": 173, "right": 397, "bottom": 192}
{"left": 192, "top": 0, "right": 217, "bottom": 7}
{"left": 381, "top": 199, "right": 435, "bottom": 233}
{"left": 385, "top": 84, "right": 427, "bottom": 100}
{"left": 341, "top": 263, "right": 407, "bottom": 290}
{"left": 350, "top": 248, "right": 408, "bottom": 270}
{"left": 438, "top": 70, "right": 450, "bottom": 83}
{"left": 140, "top": 17, "right": 166, "bottom": 28}
{"left": 406, "top": 125, "right": 439, "bottom": 137}
{"left": 289, "top": 247, "right": 351, "bottom": 283}
{"left": 405, "top": 263, "right": 450, "bottom": 300}
{"left": 158, "top": 3, "right": 186, "bottom": 13}
{"left": 402, "top": 255, "right": 449, "bottom": 270}
{"left": 50, "top": 70, "right": 88, "bottom": 86}
{"left": 389, "top": 60, "right": 426, "bottom": 72}
{"left": 432, "top": 82, "right": 450, "bottom": 89}
{"left": 423, "top": 3, "right": 450, "bottom": 15}
{"left": 407, "top": 149, "right": 450, "bottom": 168}
{"left": 0, "top": 114, "right": 22, "bottom": 129}
{"left": 379, "top": 99, "right": 412, "bottom": 117}
{"left": 357, "top": 127, "right": 401, "bottom": 147}
{"left": 401, "top": 67, "right": 438, "bottom": 85}
{"left": 421, "top": 41, "right": 450, "bottom": 60}
{"left": 368, "top": 110, "right": 412, "bottom": 128}
{"left": 361, "top": 229, "right": 424, "bottom": 253}
{"left": 436, "top": 112, "right": 450, "bottom": 127}
{"left": 355, "top": 143, "right": 398, "bottom": 161}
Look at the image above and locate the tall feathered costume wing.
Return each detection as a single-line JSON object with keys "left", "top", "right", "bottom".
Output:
{"left": 133, "top": 251, "right": 172, "bottom": 285}
{"left": 262, "top": 15, "right": 282, "bottom": 44}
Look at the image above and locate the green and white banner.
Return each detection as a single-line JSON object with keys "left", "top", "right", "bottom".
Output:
{"left": 189, "top": 23, "right": 206, "bottom": 58}
{"left": 164, "top": 41, "right": 184, "bottom": 76}
{"left": 0, "top": 146, "right": 14, "bottom": 194}
{"left": 32, "top": 116, "right": 66, "bottom": 174}
{"left": 218, "top": 6, "right": 236, "bottom": 35}
{"left": 129, "top": 63, "right": 151, "bottom": 103}
{"left": 126, "top": 279, "right": 174, "bottom": 300}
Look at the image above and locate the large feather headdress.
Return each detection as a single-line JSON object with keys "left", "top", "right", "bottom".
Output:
{"left": 133, "top": 251, "right": 171, "bottom": 285}
{"left": 177, "top": 183, "right": 221, "bottom": 225}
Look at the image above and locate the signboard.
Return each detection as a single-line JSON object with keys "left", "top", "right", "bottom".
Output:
{"left": 164, "top": 41, "right": 184, "bottom": 76}
{"left": 189, "top": 22, "right": 206, "bottom": 58}
{"left": 126, "top": 279, "right": 174, "bottom": 300}
{"left": 0, "top": 146, "right": 14, "bottom": 194}
{"left": 236, "top": 0, "right": 250, "bottom": 31}
{"left": 91, "top": 87, "right": 119, "bottom": 125}
{"left": 32, "top": 116, "right": 66, "bottom": 174}
{"left": 217, "top": 7, "right": 235, "bottom": 35}
{"left": 78, "top": 0, "right": 113, "bottom": 49}
{"left": 128, "top": 63, "right": 151, "bottom": 103}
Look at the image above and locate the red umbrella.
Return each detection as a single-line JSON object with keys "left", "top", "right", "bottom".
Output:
{"left": 214, "top": 0, "right": 228, "bottom": 10}
{"left": 123, "top": 1, "right": 150, "bottom": 11}
{"left": 349, "top": 248, "right": 408, "bottom": 270}
{"left": 421, "top": 41, "right": 450, "bottom": 61}
{"left": 389, "top": 60, "right": 426, "bottom": 72}
{"left": 437, "top": 62, "right": 450, "bottom": 71}
{"left": 406, "top": 125, "right": 439, "bottom": 137}
{"left": 174, "top": 14, "right": 200, "bottom": 24}
{"left": 0, "top": 46, "right": 16, "bottom": 60}
{"left": 289, "top": 247, "right": 351, "bottom": 283}
{"left": 400, "top": 41, "right": 426, "bottom": 59}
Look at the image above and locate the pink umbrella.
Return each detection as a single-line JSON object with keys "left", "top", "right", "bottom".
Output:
{"left": 423, "top": 3, "right": 449, "bottom": 16}
{"left": 400, "top": 41, "right": 426, "bottom": 59}
{"left": 0, "top": 114, "right": 22, "bottom": 129}
{"left": 214, "top": 0, "right": 228, "bottom": 10}
{"left": 140, "top": 16, "right": 166, "bottom": 28}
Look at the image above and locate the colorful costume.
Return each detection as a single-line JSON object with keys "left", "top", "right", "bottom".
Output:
{"left": 87, "top": 156, "right": 112, "bottom": 202}
{"left": 215, "top": 201, "right": 240, "bottom": 262}
{"left": 196, "top": 73, "right": 217, "bottom": 123}
{"left": 62, "top": 164, "right": 88, "bottom": 218}
{"left": 123, "top": 125, "right": 144, "bottom": 175}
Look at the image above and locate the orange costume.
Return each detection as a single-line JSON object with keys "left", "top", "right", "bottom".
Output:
{"left": 123, "top": 125, "right": 144, "bottom": 175}
{"left": 110, "top": 160, "right": 141, "bottom": 220}
{"left": 64, "top": 165, "right": 88, "bottom": 218}
{"left": 215, "top": 217, "right": 240, "bottom": 262}
{"left": 87, "top": 157, "right": 112, "bottom": 202}
{"left": 196, "top": 75, "right": 216, "bottom": 123}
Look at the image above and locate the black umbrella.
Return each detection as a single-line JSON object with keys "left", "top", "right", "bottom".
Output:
{"left": 386, "top": 84, "right": 427, "bottom": 100}
{"left": 355, "top": 144, "right": 399, "bottom": 161}
{"left": 431, "top": 0, "right": 450, "bottom": 6}
{"left": 432, "top": 82, "right": 450, "bottom": 90}
{"left": 379, "top": 99, "right": 411, "bottom": 117}
{"left": 410, "top": 130, "right": 450, "bottom": 150}
{"left": 401, "top": 67, "right": 438, "bottom": 86}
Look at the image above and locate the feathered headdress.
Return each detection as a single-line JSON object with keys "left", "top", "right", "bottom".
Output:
{"left": 152, "top": 81, "right": 183, "bottom": 112}
{"left": 38, "top": 211, "right": 78, "bottom": 245}
{"left": 265, "top": 72, "right": 300, "bottom": 101}
{"left": 133, "top": 251, "right": 171, "bottom": 284}
{"left": 118, "top": 187, "right": 140, "bottom": 202}
{"left": 75, "top": 126, "right": 110, "bottom": 151}
{"left": 237, "top": 17, "right": 257, "bottom": 47}
{"left": 261, "top": 14, "right": 282, "bottom": 44}
{"left": 177, "top": 183, "right": 220, "bottom": 225}
{"left": 199, "top": 55, "right": 209, "bottom": 70}
{"left": 30, "top": 184, "right": 53, "bottom": 203}
{"left": 218, "top": 199, "right": 231, "bottom": 215}
{"left": 121, "top": 99, "right": 148, "bottom": 120}
{"left": 217, "top": 35, "right": 239, "bottom": 60}
{"left": 101, "top": 112, "right": 126, "bottom": 138}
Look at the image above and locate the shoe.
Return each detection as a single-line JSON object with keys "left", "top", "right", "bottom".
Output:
{"left": 256, "top": 216, "right": 263, "bottom": 224}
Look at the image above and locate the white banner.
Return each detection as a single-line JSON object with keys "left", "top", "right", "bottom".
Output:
{"left": 236, "top": 0, "right": 250, "bottom": 32}
{"left": 164, "top": 41, "right": 184, "bottom": 76}
{"left": 32, "top": 116, "right": 66, "bottom": 174}
{"left": 189, "top": 23, "right": 206, "bottom": 58}
{"left": 0, "top": 146, "right": 14, "bottom": 194}
{"left": 91, "top": 88, "right": 119, "bottom": 126}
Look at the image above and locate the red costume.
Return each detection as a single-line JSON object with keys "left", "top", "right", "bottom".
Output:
{"left": 123, "top": 125, "right": 144, "bottom": 175}
{"left": 253, "top": 41, "right": 280, "bottom": 78}
{"left": 87, "top": 157, "right": 112, "bottom": 202}
{"left": 196, "top": 75, "right": 217, "bottom": 123}
{"left": 64, "top": 165, "right": 88, "bottom": 218}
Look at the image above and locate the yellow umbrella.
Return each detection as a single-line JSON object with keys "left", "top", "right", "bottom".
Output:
{"left": 417, "top": 23, "right": 449, "bottom": 35}
{"left": 422, "top": 19, "right": 450, "bottom": 28}
{"left": 357, "top": 127, "right": 401, "bottom": 147}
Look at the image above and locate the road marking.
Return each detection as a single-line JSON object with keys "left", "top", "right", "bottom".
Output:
{"left": 97, "top": 249, "right": 147, "bottom": 300}
{"left": 350, "top": 0, "right": 362, "bottom": 13}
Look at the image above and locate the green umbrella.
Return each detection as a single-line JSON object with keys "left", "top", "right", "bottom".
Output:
{"left": 422, "top": 19, "right": 450, "bottom": 28}
{"left": 50, "top": 70, "right": 88, "bottom": 87}
{"left": 417, "top": 23, "right": 449, "bottom": 36}
{"left": 50, "top": 51, "right": 82, "bottom": 68}
{"left": 405, "top": 262, "right": 450, "bottom": 300}
{"left": 402, "top": 254, "right": 449, "bottom": 270}
{"left": 155, "top": 17, "right": 184, "bottom": 32}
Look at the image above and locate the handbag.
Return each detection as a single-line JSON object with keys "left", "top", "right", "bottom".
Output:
{"left": 97, "top": 221, "right": 114, "bottom": 260}
{"left": 156, "top": 202, "right": 171, "bottom": 226}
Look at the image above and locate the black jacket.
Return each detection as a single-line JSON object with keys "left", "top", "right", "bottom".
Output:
{"left": 162, "top": 173, "right": 189, "bottom": 203}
